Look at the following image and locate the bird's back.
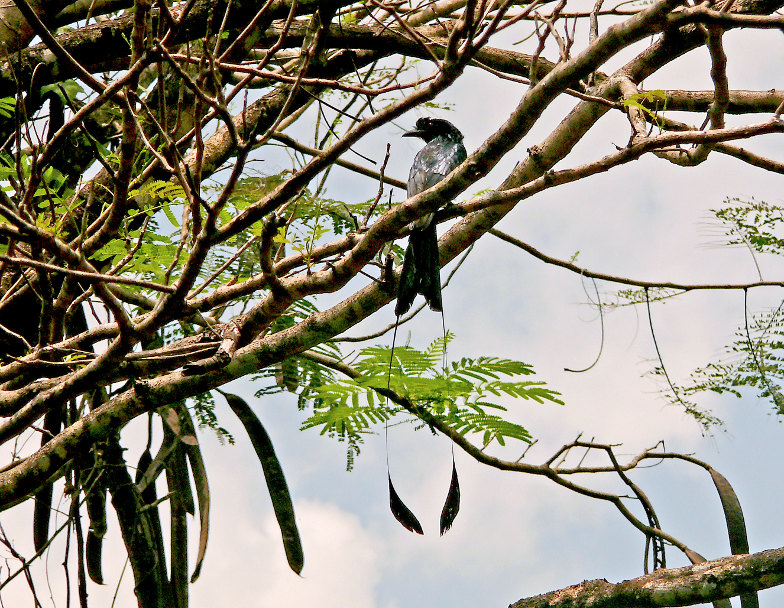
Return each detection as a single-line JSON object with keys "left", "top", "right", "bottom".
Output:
{"left": 396, "top": 119, "right": 466, "bottom": 314}
{"left": 407, "top": 134, "right": 467, "bottom": 198}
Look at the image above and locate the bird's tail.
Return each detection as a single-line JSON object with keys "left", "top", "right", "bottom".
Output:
{"left": 395, "top": 221, "right": 442, "bottom": 316}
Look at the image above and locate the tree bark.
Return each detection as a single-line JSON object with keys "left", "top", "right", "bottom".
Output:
{"left": 511, "top": 547, "right": 784, "bottom": 608}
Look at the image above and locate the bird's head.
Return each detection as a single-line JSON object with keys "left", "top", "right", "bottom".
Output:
{"left": 403, "top": 117, "right": 463, "bottom": 143}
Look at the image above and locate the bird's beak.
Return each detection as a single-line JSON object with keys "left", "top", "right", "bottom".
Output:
{"left": 402, "top": 128, "right": 425, "bottom": 138}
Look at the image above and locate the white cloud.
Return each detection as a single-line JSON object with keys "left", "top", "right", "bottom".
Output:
{"left": 191, "top": 500, "right": 382, "bottom": 608}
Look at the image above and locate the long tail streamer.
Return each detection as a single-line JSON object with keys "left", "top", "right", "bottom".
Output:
{"left": 385, "top": 305, "right": 460, "bottom": 534}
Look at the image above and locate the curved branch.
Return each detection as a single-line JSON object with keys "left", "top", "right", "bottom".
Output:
{"left": 488, "top": 228, "right": 784, "bottom": 292}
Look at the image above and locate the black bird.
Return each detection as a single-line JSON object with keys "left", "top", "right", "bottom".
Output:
{"left": 386, "top": 117, "right": 466, "bottom": 536}
{"left": 396, "top": 117, "right": 467, "bottom": 316}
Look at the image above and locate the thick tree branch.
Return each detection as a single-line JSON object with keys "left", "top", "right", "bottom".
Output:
{"left": 510, "top": 547, "right": 784, "bottom": 608}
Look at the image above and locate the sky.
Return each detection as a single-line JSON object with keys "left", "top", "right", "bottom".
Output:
{"left": 3, "top": 7, "right": 784, "bottom": 608}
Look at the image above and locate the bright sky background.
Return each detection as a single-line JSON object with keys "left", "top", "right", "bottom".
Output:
{"left": 3, "top": 8, "right": 784, "bottom": 608}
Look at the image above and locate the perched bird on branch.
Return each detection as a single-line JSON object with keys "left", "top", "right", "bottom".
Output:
{"left": 396, "top": 117, "right": 467, "bottom": 316}
{"left": 387, "top": 117, "right": 466, "bottom": 536}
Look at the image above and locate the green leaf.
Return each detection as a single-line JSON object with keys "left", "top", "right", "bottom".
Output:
{"left": 300, "top": 336, "right": 561, "bottom": 462}
{"left": 0, "top": 97, "right": 15, "bottom": 118}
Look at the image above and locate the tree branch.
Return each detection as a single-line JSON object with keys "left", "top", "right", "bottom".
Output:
{"left": 510, "top": 547, "right": 784, "bottom": 608}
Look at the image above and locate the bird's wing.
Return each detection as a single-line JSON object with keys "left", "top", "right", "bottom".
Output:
{"left": 407, "top": 139, "right": 467, "bottom": 197}
{"left": 429, "top": 140, "right": 467, "bottom": 182}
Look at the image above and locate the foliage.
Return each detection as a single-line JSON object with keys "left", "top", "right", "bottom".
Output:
{"left": 706, "top": 196, "right": 784, "bottom": 255}
{"left": 620, "top": 89, "right": 668, "bottom": 126}
{"left": 645, "top": 197, "right": 784, "bottom": 420}
{"left": 0, "top": 96, "right": 14, "bottom": 118}
{"left": 297, "top": 334, "right": 562, "bottom": 468}
{"left": 609, "top": 287, "right": 684, "bottom": 307}
{"left": 659, "top": 308, "right": 784, "bottom": 411}
{"left": 189, "top": 391, "right": 235, "bottom": 445}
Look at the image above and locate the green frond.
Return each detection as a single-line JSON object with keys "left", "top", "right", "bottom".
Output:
{"left": 482, "top": 381, "right": 563, "bottom": 403}
{"left": 297, "top": 335, "right": 562, "bottom": 466}
{"left": 354, "top": 344, "right": 442, "bottom": 377}
{"left": 447, "top": 356, "right": 537, "bottom": 381}
{"left": 129, "top": 179, "right": 188, "bottom": 205}
{"left": 187, "top": 392, "right": 234, "bottom": 444}
{"left": 444, "top": 410, "right": 533, "bottom": 448}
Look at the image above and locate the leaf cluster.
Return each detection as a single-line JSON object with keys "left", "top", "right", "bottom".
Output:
{"left": 707, "top": 196, "right": 784, "bottom": 255}
{"left": 620, "top": 89, "right": 668, "bottom": 127}
{"left": 660, "top": 307, "right": 784, "bottom": 416}
{"left": 649, "top": 197, "right": 784, "bottom": 420}
{"left": 291, "top": 334, "right": 562, "bottom": 469}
